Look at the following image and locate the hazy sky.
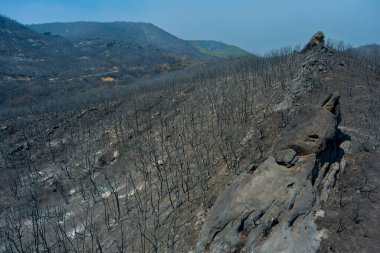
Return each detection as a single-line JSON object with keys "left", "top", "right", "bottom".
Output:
{"left": 1, "top": 0, "right": 379, "bottom": 54}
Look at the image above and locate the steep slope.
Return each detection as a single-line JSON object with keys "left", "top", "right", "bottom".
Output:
{"left": 189, "top": 40, "right": 251, "bottom": 58}
{"left": 303, "top": 48, "right": 380, "bottom": 253}
{"left": 29, "top": 21, "right": 209, "bottom": 60}
{"left": 0, "top": 41, "right": 306, "bottom": 252}
{"left": 0, "top": 33, "right": 379, "bottom": 253}
{"left": 196, "top": 42, "right": 380, "bottom": 253}
{"left": 197, "top": 94, "right": 342, "bottom": 253}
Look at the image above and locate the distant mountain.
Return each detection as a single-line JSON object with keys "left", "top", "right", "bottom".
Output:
{"left": 0, "top": 16, "right": 202, "bottom": 81}
{"left": 2, "top": 16, "right": 250, "bottom": 83}
{"left": 67, "top": 37, "right": 201, "bottom": 79}
{"left": 29, "top": 22, "right": 209, "bottom": 61}
{"left": 188, "top": 40, "right": 251, "bottom": 58}
{"left": 0, "top": 15, "right": 106, "bottom": 79}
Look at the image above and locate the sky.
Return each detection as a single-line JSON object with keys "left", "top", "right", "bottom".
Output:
{"left": 1, "top": 0, "right": 379, "bottom": 54}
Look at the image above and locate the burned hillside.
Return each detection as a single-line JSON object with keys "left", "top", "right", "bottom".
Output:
{"left": 0, "top": 32, "right": 380, "bottom": 253}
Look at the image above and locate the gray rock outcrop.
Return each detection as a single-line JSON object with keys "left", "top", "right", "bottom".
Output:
{"left": 274, "top": 36, "right": 331, "bottom": 112}
{"left": 301, "top": 31, "right": 325, "bottom": 53}
{"left": 196, "top": 94, "right": 342, "bottom": 253}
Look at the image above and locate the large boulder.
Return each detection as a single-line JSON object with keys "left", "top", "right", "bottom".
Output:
{"left": 196, "top": 94, "right": 341, "bottom": 253}
{"left": 273, "top": 93, "right": 339, "bottom": 166}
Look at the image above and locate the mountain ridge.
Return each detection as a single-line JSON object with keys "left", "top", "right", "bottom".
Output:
{"left": 29, "top": 21, "right": 209, "bottom": 61}
{"left": 1, "top": 15, "right": 205, "bottom": 81}
{"left": 0, "top": 14, "right": 100, "bottom": 78}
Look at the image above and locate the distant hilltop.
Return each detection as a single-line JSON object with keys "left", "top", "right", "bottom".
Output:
{"left": 189, "top": 40, "right": 251, "bottom": 58}
{"left": 1, "top": 15, "right": 251, "bottom": 82}
{"left": 28, "top": 21, "right": 250, "bottom": 60}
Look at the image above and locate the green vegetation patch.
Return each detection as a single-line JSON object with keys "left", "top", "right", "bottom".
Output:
{"left": 189, "top": 40, "right": 251, "bottom": 58}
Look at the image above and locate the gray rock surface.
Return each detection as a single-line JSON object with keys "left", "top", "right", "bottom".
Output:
{"left": 274, "top": 148, "right": 297, "bottom": 167}
{"left": 274, "top": 46, "right": 331, "bottom": 112}
{"left": 301, "top": 31, "right": 325, "bottom": 53}
{"left": 196, "top": 94, "right": 341, "bottom": 253}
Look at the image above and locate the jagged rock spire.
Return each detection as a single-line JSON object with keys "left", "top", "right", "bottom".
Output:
{"left": 301, "top": 31, "right": 325, "bottom": 53}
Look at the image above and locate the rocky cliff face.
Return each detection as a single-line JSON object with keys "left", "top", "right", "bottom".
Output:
{"left": 196, "top": 93, "right": 351, "bottom": 253}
